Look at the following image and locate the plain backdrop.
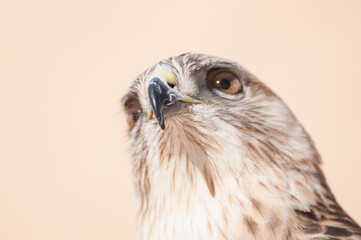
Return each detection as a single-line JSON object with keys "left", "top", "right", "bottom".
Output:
{"left": 1, "top": 0, "right": 361, "bottom": 239}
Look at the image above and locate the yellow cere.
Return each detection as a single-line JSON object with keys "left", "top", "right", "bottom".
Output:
{"left": 149, "top": 71, "right": 177, "bottom": 85}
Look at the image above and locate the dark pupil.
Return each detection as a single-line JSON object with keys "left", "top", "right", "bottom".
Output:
{"left": 219, "top": 78, "right": 231, "bottom": 89}
{"left": 132, "top": 110, "right": 140, "bottom": 122}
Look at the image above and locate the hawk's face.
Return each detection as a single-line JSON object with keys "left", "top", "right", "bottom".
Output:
{"left": 122, "top": 53, "right": 318, "bottom": 199}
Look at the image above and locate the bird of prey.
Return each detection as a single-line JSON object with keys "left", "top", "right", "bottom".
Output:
{"left": 122, "top": 53, "right": 361, "bottom": 240}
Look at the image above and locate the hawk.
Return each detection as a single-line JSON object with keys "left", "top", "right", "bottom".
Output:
{"left": 122, "top": 53, "right": 361, "bottom": 240}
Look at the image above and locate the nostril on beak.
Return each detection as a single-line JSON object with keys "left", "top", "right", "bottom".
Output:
{"left": 163, "top": 99, "right": 171, "bottom": 106}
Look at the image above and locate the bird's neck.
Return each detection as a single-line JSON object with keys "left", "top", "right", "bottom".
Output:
{"left": 133, "top": 148, "right": 320, "bottom": 240}
{"left": 132, "top": 117, "right": 322, "bottom": 240}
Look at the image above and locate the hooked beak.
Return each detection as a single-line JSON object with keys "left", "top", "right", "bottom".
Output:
{"left": 148, "top": 77, "right": 184, "bottom": 130}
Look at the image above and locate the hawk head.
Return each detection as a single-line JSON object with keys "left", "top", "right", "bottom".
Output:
{"left": 121, "top": 53, "right": 359, "bottom": 239}
{"left": 122, "top": 53, "right": 319, "bottom": 190}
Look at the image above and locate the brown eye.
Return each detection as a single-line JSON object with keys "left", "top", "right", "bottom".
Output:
{"left": 124, "top": 101, "right": 141, "bottom": 129}
{"left": 210, "top": 71, "right": 242, "bottom": 95}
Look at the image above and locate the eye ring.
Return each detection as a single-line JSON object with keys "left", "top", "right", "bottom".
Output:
{"left": 124, "top": 100, "right": 142, "bottom": 130}
{"left": 208, "top": 70, "right": 243, "bottom": 99}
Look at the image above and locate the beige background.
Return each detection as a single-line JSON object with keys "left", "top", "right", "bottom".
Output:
{"left": 1, "top": 0, "right": 361, "bottom": 239}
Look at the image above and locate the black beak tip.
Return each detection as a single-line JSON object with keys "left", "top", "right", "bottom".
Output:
{"left": 156, "top": 115, "right": 165, "bottom": 130}
{"left": 148, "top": 77, "right": 170, "bottom": 130}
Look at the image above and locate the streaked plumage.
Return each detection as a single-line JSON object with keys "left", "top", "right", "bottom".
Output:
{"left": 122, "top": 53, "right": 361, "bottom": 240}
